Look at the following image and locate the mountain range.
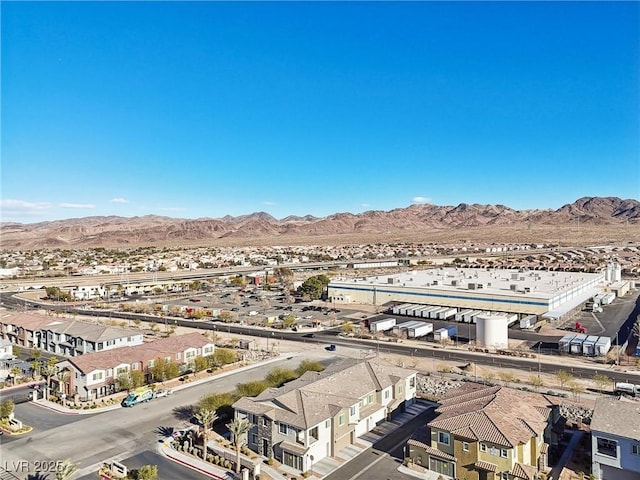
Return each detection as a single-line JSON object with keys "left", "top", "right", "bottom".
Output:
{"left": 1, "top": 196, "right": 638, "bottom": 249}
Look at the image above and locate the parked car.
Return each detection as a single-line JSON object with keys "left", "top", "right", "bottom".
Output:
{"left": 325, "top": 344, "right": 336, "bottom": 351}
{"left": 156, "top": 389, "right": 173, "bottom": 398}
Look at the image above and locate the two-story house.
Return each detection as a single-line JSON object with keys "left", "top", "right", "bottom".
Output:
{"left": 233, "top": 358, "right": 417, "bottom": 473}
{"left": 408, "top": 383, "right": 561, "bottom": 480}
{"left": 35, "top": 320, "right": 143, "bottom": 356}
{"left": 56, "top": 332, "right": 215, "bottom": 401}
{"left": 0, "top": 312, "right": 58, "bottom": 348}
{"left": 591, "top": 398, "right": 640, "bottom": 480}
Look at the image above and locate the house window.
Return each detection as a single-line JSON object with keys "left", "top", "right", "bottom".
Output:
{"left": 350, "top": 406, "right": 356, "bottom": 416}
{"left": 338, "top": 414, "right": 345, "bottom": 426}
{"left": 279, "top": 423, "right": 287, "bottom": 435}
{"left": 438, "top": 432, "right": 450, "bottom": 446}
{"left": 325, "top": 420, "right": 330, "bottom": 428}
{"left": 310, "top": 426, "right": 318, "bottom": 440}
{"left": 262, "top": 417, "right": 268, "bottom": 427}
{"left": 501, "top": 449, "right": 508, "bottom": 458}
{"left": 398, "top": 385, "right": 403, "bottom": 394}
{"left": 251, "top": 434, "right": 258, "bottom": 445}
{"left": 410, "top": 376, "right": 415, "bottom": 388}
{"left": 480, "top": 443, "right": 487, "bottom": 452}
{"left": 384, "top": 390, "right": 390, "bottom": 399}
{"left": 132, "top": 363, "right": 139, "bottom": 370}
{"left": 462, "top": 442, "right": 469, "bottom": 452}
{"left": 596, "top": 438, "right": 617, "bottom": 457}
{"left": 632, "top": 444, "right": 640, "bottom": 455}
{"left": 92, "top": 372, "right": 103, "bottom": 381}
{"left": 500, "top": 473, "right": 509, "bottom": 480}
{"left": 368, "top": 394, "right": 374, "bottom": 404}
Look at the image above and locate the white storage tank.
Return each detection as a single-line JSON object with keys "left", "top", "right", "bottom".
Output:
{"left": 475, "top": 314, "right": 510, "bottom": 349}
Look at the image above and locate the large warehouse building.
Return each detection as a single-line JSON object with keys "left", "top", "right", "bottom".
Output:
{"left": 328, "top": 268, "right": 605, "bottom": 317}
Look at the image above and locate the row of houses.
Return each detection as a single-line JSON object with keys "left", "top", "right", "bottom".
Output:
{"left": 0, "top": 312, "right": 143, "bottom": 356}
{"left": 233, "top": 358, "right": 417, "bottom": 472}
{"left": 56, "top": 332, "right": 215, "bottom": 402}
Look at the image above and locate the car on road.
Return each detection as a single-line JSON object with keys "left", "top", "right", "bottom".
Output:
{"left": 155, "top": 389, "right": 173, "bottom": 398}
{"left": 302, "top": 333, "right": 315, "bottom": 338}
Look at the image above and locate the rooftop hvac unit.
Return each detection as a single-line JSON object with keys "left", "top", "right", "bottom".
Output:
{"left": 451, "top": 280, "right": 457, "bottom": 286}
{"left": 510, "top": 284, "right": 517, "bottom": 291}
{"left": 477, "top": 283, "right": 484, "bottom": 289}
{"left": 468, "top": 283, "right": 476, "bottom": 290}
{"left": 433, "top": 281, "right": 439, "bottom": 285}
{"left": 524, "top": 287, "right": 531, "bottom": 293}
{"left": 388, "top": 278, "right": 394, "bottom": 284}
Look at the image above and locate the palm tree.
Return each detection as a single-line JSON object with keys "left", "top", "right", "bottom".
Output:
{"left": 55, "top": 459, "right": 77, "bottom": 480}
{"left": 41, "top": 363, "right": 58, "bottom": 400}
{"left": 57, "top": 370, "right": 71, "bottom": 400}
{"left": 226, "top": 417, "right": 253, "bottom": 474}
{"left": 194, "top": 409, "right": 218, "bottom": 460}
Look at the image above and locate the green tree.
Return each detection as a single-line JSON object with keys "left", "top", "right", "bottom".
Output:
{"left": 529, "top": 375, "right": 544, "bottom": 391}
{"left": 297, "top": 275, "right": 330, "bottom": 300}
{"left": 198, "top": 392, "right": 236, "bottom": 416}
{"left": 116, "top": 372, "right": 133, "bottom": 392}
{"left": 0, "top": 399, "right": 15, "bottom": 419}
{"left": 30, "top": 361, "right": 40, "bottom": 380}
{"left": 192, "top": 356, "right": 208, "bottom": 373}
{"left": 212, "top": 348, "right": 237, "bottom": 366}
{"left": 41, "top": 359, "right": 58, "bottom": 399}
{"left": 135, "top": 464, "right": 158, "bottom": 480}
{"left": 592, "top": 373, "right": 611, "bottom": 394}
{"left": 194, "top": 409, "right": 218, "bottom": 459}
{"left": 295, "top": 360, "right": 325, "bottom": 376}
{"left": 54, "top": 459, "right": 77, "bottom": 480}
{"left": 567, "top": 381, "right": 585, "bottom": 402}
{"left": 190, "top": 280, "right": 202, "bottom": 292}
{"left": 31, "top": 347, "right": 42, "bottom": 360}
{"left": 341, "top": 322, "right": 355, "bottom": 334}
{"left": 130, "top": 369, "right": 146, "bottom": 389}
{"left": 282, "top": 314, "right": 296, "bottom": 329}
{"left": 266, "top": 367, "right": 297, "bottom": 387}
{"left": 555, "top": 370, "right": 573, "bottom": 389}
{"left": 218, "top": 311, "right": 233, "bottom": 322}
{"left": 149, "top": 358, "right": 179, "bottom": 383}
{"left": 236, "top": 380, "right": 269, "bottom": 398}
{"left": 227, "top": 417, "right": 253, "bottom": 474}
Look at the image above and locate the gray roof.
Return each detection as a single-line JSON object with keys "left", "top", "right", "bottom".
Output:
{"left": 43, "top": 320, "right": 140, "bottom": 342}
{"left": 591, "top": 398, "right": 640, "bottom": 440}
{"left": 233, "top": 359, "right": 415, "bottom": 430}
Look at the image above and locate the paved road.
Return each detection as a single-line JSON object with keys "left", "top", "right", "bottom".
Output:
{"left": 0, "top": 356, "right": 310, "bottom": 480}
{"left": 324, "top": 407, "right": 438, "bottom": 480}
{"left": 75, "top": 449, "right": 211, "bottom": 480}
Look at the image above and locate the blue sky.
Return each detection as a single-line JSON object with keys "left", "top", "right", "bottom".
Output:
{"left": 2, "top": 1, "right": 638, "bottom": 224}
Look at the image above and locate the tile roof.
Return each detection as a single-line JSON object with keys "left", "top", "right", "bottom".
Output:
{"left": 1, "top": 312, "right": 58, "bottom": 331}
{"left": 591, "top": 398, "right": 640, "bottom": 439}
{"left": 279, "top": 441, "right": 309, "bottom": 456}
{"left": 429, "top": 383, "right": 552, "bottom": 448}
{"left": 43, "top": 319, "right": 140, "bottom": 342}
{"left": 233, "top": 359, "right": 416, "bottom": 430}
{"left": 510, "top": 462, "right": 537, "bottom": 479}
{"left": 64, "top": 332, "right": 213, "bottom": 373}
{"left": 407, "top": 439, "right": 457, "bottom": 462}
{"left": 474, "top": 460, "right": 497, "bottom": 472}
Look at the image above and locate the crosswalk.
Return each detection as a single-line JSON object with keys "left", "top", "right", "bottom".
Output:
{"left": 0, "top": 467, "right": 22, "bottom": 480}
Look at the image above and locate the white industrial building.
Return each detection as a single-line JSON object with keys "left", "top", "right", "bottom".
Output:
{"left": 328, "top": 268, "right": 605, "bottom": 317}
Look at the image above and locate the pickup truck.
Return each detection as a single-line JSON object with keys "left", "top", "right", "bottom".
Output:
{"left": 122, "top": 388, "right": 155, "bottom": 407}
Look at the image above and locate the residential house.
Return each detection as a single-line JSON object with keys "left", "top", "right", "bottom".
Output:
{"left": 35, "top": 319, "right": 143, "bottom": 356}
{"left": 233, "top": 358, "right": 417, "bottom": 472}
{"left": 591, "top": 398, "right": 640, "bottom": 480}
{"left": 0, "top": 312, "right": 59, "bottom": 348}
{"left": 0, "top": 312, "right": 143, "bottom": 356}
{"left": 408, "top": 383, "right": 562, "bottom": 480}
{"left": 55, "top": 332, "right": 215, "bottom": 402}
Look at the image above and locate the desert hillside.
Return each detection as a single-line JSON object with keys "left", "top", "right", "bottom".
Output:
{"left": 1, "top": 196, "right": 638, "bottom": 249}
